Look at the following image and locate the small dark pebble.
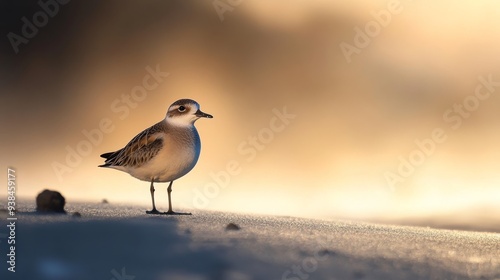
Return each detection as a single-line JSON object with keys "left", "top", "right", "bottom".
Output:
{"left": 36, "top": 189, "right": 66, "bottom": 213}
{"left": 72, "top": 212, "right": 82, "bottom": 218}
{"left": 225, "top": 223, "right": 241, "bottom": 231}
{"left": 102, "top": 199, "right": 109, "bottom": 204}
{"left": 318, "top": 249, "right": 333, "bottom": 256}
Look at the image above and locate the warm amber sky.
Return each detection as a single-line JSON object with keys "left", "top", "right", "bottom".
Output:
{"left": 1, "top": 1, "right": 500, "bottom": 225}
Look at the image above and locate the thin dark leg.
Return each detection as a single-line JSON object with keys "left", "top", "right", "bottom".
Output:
{"left": 165, "top": 181, "right": 191, "bottom": 215}
{"left": 146, "top": 179, "right": 162, "bottom": 214}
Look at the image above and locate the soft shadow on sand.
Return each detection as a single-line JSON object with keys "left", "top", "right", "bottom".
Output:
{"left": 8, "top": 217, "right": 231, "bottom": 280}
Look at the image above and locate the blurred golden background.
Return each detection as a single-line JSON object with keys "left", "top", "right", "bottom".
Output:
{"left": 1, "top": 0, "right": 500, "bottom": 230}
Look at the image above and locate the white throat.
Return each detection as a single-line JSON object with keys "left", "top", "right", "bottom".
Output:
{"left": 165, "top": 116, "right": 195, "bottom": 127}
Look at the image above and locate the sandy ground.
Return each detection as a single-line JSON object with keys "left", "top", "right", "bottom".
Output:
{"left": 1, "top": 202, "right": 499, "bottom": 280}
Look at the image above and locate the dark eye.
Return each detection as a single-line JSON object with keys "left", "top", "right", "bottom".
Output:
{"left": 178, "top": 106, "right": 186, "bottom": 112}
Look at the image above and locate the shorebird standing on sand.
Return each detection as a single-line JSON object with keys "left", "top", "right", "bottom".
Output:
{"left": 99, "top": 99, "right": 213, "bottom": 215}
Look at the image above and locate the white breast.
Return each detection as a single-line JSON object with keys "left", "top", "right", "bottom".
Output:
{"left": 126, "top": 127, "right": 201, "bottom": 182}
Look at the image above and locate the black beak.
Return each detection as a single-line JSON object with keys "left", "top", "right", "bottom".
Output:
{"left": 195, "top": 109, "right": 213, "bottom": 118}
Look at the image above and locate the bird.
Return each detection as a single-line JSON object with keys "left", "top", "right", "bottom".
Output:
{"left": 98, "top": 99, "right": 213, "bottom": 215}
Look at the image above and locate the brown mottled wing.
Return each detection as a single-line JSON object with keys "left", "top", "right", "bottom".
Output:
{"left": 99, "top": 122, "right": 165, "bottom": 168}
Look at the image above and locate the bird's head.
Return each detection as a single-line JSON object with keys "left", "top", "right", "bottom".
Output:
{"left": 165, "top": 99, "right": 213, "bottom": 126}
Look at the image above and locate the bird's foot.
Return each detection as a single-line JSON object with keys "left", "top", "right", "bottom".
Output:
{"left": 164, "top": 210, "right": 192, "bottom": 215}
{"left": 146, "top": 209, "right": 163, "bottom": 215}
